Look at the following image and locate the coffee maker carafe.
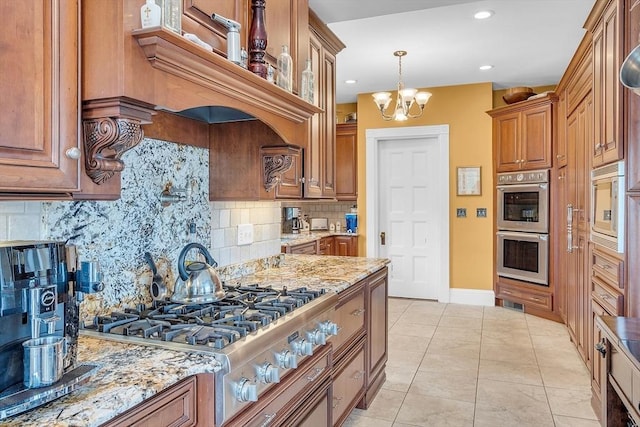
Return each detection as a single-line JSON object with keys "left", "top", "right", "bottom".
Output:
{"left": 0, "top": 241, "right": 102, "bottom": 419}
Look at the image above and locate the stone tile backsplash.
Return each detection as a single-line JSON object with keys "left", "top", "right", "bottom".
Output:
{"left": 281, "top": 201, "right": 356, "bottom": 230}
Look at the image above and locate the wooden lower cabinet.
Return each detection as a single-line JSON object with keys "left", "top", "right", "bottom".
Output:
{"left": 358, "top": 268, "right": 388, "bottom": 408}
{"left": 332, "top": 338, "right": 366, "bottom": 426}
{"left": 101, "top": 374, "right": 214, "bottom": 427}
{"left": 334, "top": 236, "right": 358, "bottom": 257}
{"left": 282, "top": 236, "right": 358, "bottom": 256}
{"left": 282, "top": 240, "right": 318, "bottom": 255}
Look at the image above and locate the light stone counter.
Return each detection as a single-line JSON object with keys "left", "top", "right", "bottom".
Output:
{"left": 2, "top": 254, "right": 388, "bottom": 426}
{"left": 2, "top": 337, "right": 221, "bottom": 427}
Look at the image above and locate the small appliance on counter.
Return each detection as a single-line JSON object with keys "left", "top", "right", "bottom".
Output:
{"left": 345, "top": 213, "right": 358, "bottom": 234}
{"left": 310, "top": 217, "right": 329, "bottom": 231}
{"left": 282, "top": 207, "right": 301, "bottom": 234}
{"left": 0, "top": 241, "right": 101, "bottom": 420}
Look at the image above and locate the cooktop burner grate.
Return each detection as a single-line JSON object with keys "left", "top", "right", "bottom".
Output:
{"left": 85, "top": 285, "right": 326, "bottom": 349}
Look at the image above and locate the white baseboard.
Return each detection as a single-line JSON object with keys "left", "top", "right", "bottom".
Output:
{"left": 448, "top": 288, "right": 495, "bottom": 306}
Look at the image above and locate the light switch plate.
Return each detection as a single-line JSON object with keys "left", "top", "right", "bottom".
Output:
{"left": 237, "top": 223, "right": 254, "bottom": 245}
{"left": 477, "top": 208, "right": 487, "bottom": 218}
{"left": 456, "top": 208, "right": 467, "bottom": 218}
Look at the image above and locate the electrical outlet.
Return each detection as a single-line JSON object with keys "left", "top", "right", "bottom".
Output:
{"left": 237, "top": 223, "right": 254, "bottom": 245}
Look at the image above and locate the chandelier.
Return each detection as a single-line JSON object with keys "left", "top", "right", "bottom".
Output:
{"left": 372, "top": 51, "right": 432, "bottom": 121}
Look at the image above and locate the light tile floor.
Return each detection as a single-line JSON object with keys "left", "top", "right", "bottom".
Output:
{"left": 343, "top": 298, "right": 600, "bottom": 427}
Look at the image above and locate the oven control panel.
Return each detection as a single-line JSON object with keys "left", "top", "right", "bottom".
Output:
{"left": 497, "top": 169, "right": 548, "bottom": 184}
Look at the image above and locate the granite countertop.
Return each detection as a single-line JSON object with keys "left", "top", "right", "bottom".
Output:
{"left": 225, "top": 253, "right": 389, "bottom": 293}
{"left": 3, "top": 254, "right": 388, "bottom": 426}
{"left": 280, "top": 231, "right": 358, "bottom": 247}
{"left": 2, "top": 337, "right": 221, "bottom": 427}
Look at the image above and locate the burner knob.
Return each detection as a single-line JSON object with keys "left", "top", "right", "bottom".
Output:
{"left": 258, "top": 363, "right": 280, "bottom": 384}
{"left": 292, "top": 339, "right": 313, "bottom": 356}
{"left": 319, "top": 320, "right": 338, "bottom": 336}
{"left": 307, "top": 329, "right": 326, "bottom": 346}
{"left": 235, "top": 378, "right": 258, "bottom": 402}
{"left": 276, "top": 350, "right": 298, "bottom": 369}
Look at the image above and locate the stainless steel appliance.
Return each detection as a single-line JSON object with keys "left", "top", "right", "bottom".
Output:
{"left": 310, "top": 217, "right": 328, "bottom": 231}
{"left": 496, "top": 231, "right": 549, "bottom": 285}
{"left": 590, "top": 161, "right": 625, "bottom": 253}
{"left": 282, "top": 207, "right": 301, "bottom": 234}
{"left": 0, "top": 241, "right": 100, "bottom": 420}
{"left": 497, "top": 170, "right": 549, "bottom": 233}
{"left": 496, "top": 170, "right": 550, "bottom": 286}
{"left": 81, "top": 283, "right": 338, "bottom": 426}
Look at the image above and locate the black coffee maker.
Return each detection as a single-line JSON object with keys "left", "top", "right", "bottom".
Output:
{"left": 0, "top": 241, "right": 101, "bottom": 419}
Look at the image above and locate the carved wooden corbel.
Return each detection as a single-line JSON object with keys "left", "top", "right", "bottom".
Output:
{"left": 81, "top": 97, "right": 155, "bottom": 185}
{"left": 82, "top": 117, "right": 144, "bottom": 184}
{"left": 263, "top": 154, "right": 293, "bottom": 192}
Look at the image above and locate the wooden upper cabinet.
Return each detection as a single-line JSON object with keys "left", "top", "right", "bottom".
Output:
{"left": 336, "top": 123, "right": 358, "bottom": 201}
{"left": 592, "top": 0, "right": 623, "bottom": 167}
{"left": 0, "top": 0, "right": 80, "bottom": 195}
{"left": 489, "top": 94, "right": 555, "bottom": 172}
{"left": 305, "top": 11, "right": 344, "bottom": 199}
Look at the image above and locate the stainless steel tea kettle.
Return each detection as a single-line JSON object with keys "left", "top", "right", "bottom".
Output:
{"left": 171, "top": 243, "right": 225, "bottom": 304}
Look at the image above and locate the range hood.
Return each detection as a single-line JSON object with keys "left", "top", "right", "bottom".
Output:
{"left": 80, "top": 2, "right": 320, "bottom": 188}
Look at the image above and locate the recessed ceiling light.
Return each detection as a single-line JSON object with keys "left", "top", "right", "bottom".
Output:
{"left": 345, "top": 79, "right": 357, "bottom": 84}
{"left": 479, "top": 65, "right": 493, "bottom": 71}
{"left": 474, "top": 10, "right": 494, "bottom": 20}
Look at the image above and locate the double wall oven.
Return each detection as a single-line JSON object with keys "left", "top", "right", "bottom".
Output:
{"left": 496, "top": 170, "right": 549, "bottom": 285}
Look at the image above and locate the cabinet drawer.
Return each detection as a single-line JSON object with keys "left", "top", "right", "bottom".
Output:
{"left": 611, "top": 345, "right": 634, "bottom": 405}
{"left": 496, "top": 282, "right": 552, "bottom": 310}
{"left": 592, "top": 277, "right": 624, "bottom": 315}
{"left": 102, "top": 377, "right": 197, "bottom": 427}
{"left": 332, "top": 285, "right": 366, "bottom": 357}
{"left": 591, "top": 248, "right": 624, "bottom": 290}
{"left": 332, "top": 340, "right": 365, "bottom": 426}
{"left": 289, "top": 241, "right": 318, "bottom": 255}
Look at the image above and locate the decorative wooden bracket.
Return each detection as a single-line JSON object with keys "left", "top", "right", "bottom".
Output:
{"left": 263, "top": 153, "right": 293, "bottom": 192}
{"left": 82, "top": 117, "right": 143, "bottom": 184}
{"left": 81, "top": 98, "right": 155, "bottom": 185}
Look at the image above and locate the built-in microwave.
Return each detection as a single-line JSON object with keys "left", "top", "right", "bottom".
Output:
{"left": 591, "top": 161, "right": 625, "bottom": 253}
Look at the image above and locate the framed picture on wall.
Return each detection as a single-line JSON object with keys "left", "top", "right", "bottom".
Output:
{"left": 457, "top": 166, "right": 481, "bottom": 196}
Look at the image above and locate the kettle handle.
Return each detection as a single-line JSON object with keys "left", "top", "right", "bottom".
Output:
{"left": 178, "top": 243, "right": 217, "bottom": 281}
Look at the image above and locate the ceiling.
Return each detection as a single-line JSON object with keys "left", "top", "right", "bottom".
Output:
{"left": 307, "top": 0, "right": 596, "bottom": 104}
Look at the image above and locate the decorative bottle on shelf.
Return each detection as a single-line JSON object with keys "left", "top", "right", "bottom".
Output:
{"left": 162, "top": 0, "right": 182, "bottom": 34}
{"left": 249, "top": 0, "right": 268, "bottom": 78}
{"left": 276, "top": 45, "right": 293, "bottom": 92}
{"left": 140, "top": 0, "right": 161, "bottom": 29}
{"left": 301, "top": 59, "right": 314, "bottom": 103}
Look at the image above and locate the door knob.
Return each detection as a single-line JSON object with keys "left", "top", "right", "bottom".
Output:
{"left": 380, "top": 232, "right": 386, "bottom": 245}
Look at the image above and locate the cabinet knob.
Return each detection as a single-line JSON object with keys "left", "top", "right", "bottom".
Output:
{"left": 65, "top": 147, "right": 81, "bottom": 159}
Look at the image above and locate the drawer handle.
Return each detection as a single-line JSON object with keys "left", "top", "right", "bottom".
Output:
{"left": 352, "top": 370, "right": 365, "bottom": 380}
{"left": 332, "top": 396, "right": 343, "bottom": 408}
{"left": 530, "top": 297, "right": 542, "bottom": 302}
{"left": 260, "top": 413, "right": 277, "bottom": 427}
{"left": 595, "top": 263, "right": 612, "bottom": 270}
{"left": 600, "top": 293, "right": 610, "bottom": 301}
{"left": 502, "top": 290, "right": 512, "bottom": 295}
{"left": 307, "top": 366, "right": 325, "bottom": 382}
{"left": 595, "top": 341, "right": 607, "bottom": 358}
{"left": 351, "top": 308, "right": 365, "bottom": 317}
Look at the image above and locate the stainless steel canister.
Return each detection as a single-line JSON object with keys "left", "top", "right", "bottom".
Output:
{"left": 22, "top": 336, "right": 66, "bottom": 388}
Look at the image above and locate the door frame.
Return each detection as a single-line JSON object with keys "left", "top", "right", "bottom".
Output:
{"left": 365, "top": 125, "right": 450, "bottom": 302}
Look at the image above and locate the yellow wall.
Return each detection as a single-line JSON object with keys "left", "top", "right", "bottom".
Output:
{"left": 349, "top": 82, "right": 495, "bottom": 291}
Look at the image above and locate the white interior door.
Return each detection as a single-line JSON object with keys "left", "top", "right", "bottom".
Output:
{"left": 374, "top": 129, "right": 448, "bottom": 300}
